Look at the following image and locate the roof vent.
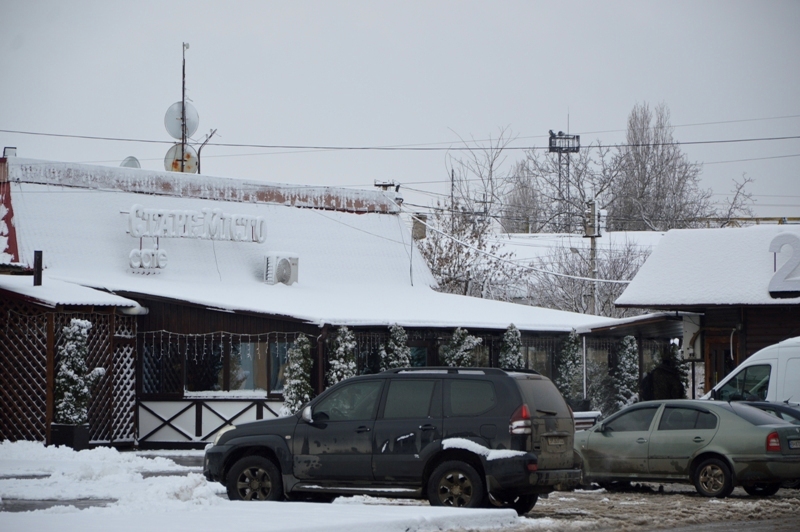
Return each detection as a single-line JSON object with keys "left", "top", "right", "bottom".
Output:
{"left": 3, "top": 147, "right": 17, "bottom": 158}
{"left": 265, "top": 255, "right": 298, "bottom": 285}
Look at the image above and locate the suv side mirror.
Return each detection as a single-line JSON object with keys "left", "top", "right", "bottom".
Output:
{"left": 301, "top": 405, "right": 314, "bottom": 424}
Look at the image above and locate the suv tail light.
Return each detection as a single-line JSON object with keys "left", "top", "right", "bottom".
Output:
{"left": 510, "top": 404, "right": 532, "bottom": 434}
{"left": 766, "top": 431, "right": 781, "bottom": 453}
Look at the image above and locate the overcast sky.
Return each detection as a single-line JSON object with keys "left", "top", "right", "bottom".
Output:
{"left": 2, "top": 0, "right": 798, "bottom": 218}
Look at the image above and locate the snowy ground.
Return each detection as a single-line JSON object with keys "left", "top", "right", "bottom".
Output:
{"left": 1, "top": 441, "right": 798, "bottom": 531}
{"left": 0, "top": 441, "right": 517, "bottom": 532}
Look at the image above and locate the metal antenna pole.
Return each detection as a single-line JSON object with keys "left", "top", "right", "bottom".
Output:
{"left": 181, "top": 43, "right": 188, "bottom": 173}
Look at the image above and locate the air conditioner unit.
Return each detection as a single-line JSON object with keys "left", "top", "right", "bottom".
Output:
{"left": 265, "top": 255, "right": 298, "bottom": 285}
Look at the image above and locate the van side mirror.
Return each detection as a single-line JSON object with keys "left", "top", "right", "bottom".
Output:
{"left": 301, "top": 405, "right": 313, "bottom": 424}
{"left": 710, "top": 389, "right": 717, "bottom": 400}
{"left": 596, "top": 422, "right": 605, "bottom": 432}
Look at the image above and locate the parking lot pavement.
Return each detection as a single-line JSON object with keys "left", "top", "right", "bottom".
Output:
{"left": 501, "top": 484, "right": 800, "bottom": 531}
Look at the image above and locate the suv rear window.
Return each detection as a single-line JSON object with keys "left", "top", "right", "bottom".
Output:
{"left": 449, "top": 380, "right": 496, "bottom": 416}
{"left": 516, "top": 378, "right": 571, "bottom": 417}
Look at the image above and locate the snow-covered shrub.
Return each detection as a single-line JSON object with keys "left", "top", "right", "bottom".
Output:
{"left": 554, "top": 330, "right": 583, "bottom": 404}
{"left": 327, "top": 326, "right": 357, "bottom": 387}
{"left": 55, "top": 319, "right": 105, "bottom": 425}
{"left": 610, "top": 335, "right": 640, "bottom": 413}
{"left": 280, "top": 335, "right": 314, "bottom": 416}
{"left": 441, "top": 328, "right": 482, "bottom": 367}
{"left": 498, "top": 324, "right": 524, "bottom": 370}
{"left": 379, "top": 324, "right": 411, "bottom": 372}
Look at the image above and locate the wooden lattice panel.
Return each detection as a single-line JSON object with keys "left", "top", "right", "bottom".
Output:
{"left": 0, "top": 299, "right": 48, "bottom": 441}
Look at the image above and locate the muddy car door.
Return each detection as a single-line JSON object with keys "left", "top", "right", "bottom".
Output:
{"left": 647, "top": 405, "right": 719, "bottom": 478}
{"left": 372, "top": 378, "right": 443, "bottom": 481}
{"left": 293, "top": 379, "right": 384, "bottom": 481}
{"left": 583, "top": 405, "right": 660, "bottom": 478}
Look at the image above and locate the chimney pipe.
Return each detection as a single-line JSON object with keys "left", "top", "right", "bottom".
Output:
{"left": 34, "top": 250, "right": 42, "bottom": 286}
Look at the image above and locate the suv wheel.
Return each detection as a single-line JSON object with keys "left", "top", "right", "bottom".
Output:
{"left": 226, "top": 456, "right": 283, "bottom": 501}
{"left": 427, "top": 460, "right": 485, "bottom": 508}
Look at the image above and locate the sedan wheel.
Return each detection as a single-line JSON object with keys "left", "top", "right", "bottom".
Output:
{"left": 226, "top": 456, "right": 283, "bottom": 501}
{"left": 427, "top": 460, "right": 485, "bottom": 508}
{"left": 693, "top": 458, "right": 733, "bottom": 498}
{"left": 743, "top": 483, "right": 782, "bottom": 497}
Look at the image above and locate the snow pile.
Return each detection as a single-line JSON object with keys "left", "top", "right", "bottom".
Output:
{"left": 0, "top": 441, "right": 521, "bottom": 532}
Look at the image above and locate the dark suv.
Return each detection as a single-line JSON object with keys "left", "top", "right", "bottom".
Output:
{"left": 203, "top": 367, "right": 580, "bottom": 515}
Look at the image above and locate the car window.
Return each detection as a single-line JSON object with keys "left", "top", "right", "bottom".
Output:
{"left": 605, "top": 407, "right": 658, "bottom": 432}
{"left": 718, "top": 365, "right": 770, "bottom": 401}
{"left": 449, "top": 380, "right": 496, "bottom": 416}
{"left": 516, "top": 378, "right": 571, "bottom": 417}
{"left": 723, "top": 402, "right": 792, "bottom": 426}
{"left": 658, "top": 407, "right": 717, "bottom": 430}
{"left": 383, "top": 380, "right": 437, "bottom": 419}
{"left": 314, "top": 380, "right": 383, "bottom": 421}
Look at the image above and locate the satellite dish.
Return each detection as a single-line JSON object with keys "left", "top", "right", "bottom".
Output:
{"left": 164, "top": 143, "right": 198, "bottom": 173}
{"left": 164, "top": 101, "right": 199, "bottom": 139}
{"left": 120, "top": 156, "right": 141, "bottom": 168}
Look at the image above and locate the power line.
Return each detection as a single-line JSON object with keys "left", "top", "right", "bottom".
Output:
{"left": 2, "top": 128, "right": 799, "bottom": 152}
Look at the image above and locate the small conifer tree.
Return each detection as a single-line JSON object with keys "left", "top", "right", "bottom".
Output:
{"left": 280, "top": 335, "right": 314, "bottom": 416}
{"left": 55, "top": 319, "right": 105, "bottom": 425}
{"left": 327, "top": 326, "right": 357, "bottom": 386}
{"left": 441, "top": 327, "right": 482, "bottom": 367}
{"left": 499, "top": 324, "right": 524, "bottom": 370}
{"left": 379, "top": 324, "right": 411, "bottom": 371}
{"left": 610, "top": 335, "right": 640, "bottom": 413}
{"left": 554, "top": 330, "right": 583, "bottom": 404}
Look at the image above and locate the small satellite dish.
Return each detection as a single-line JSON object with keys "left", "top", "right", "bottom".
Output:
{"left": 164, "top": 143, "right": 198, "bottom": 173}
{"left": 120, "top": 156, "right": 141, "bottom": 168}
{"left": 164, "top": 101, "right": 199, "bottom": 139}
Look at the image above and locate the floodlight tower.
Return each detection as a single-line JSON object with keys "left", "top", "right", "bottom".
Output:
{"left": 548, "top": 130, "right": 580, "bottom": 231}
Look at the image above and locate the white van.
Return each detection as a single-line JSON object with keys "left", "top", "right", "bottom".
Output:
{"left": 703, "top": 336, "right": 800, "bottom": 405}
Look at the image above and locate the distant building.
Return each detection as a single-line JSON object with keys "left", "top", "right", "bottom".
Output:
{"left": 616, "top": 226, "right": 800, "bottom": 393}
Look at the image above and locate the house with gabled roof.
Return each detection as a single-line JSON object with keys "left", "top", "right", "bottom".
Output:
{"left": 0, "top": 156, "right": 609, "bottom": 448}
{"left": 615, "top": 225, "right": 800, "bottom": 393}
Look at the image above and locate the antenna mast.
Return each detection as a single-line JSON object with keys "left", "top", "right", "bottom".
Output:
{"left": 181, "top": 42, "right": 189, "bottom": 172}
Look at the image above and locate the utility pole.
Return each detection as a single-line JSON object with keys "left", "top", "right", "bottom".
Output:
{"left": 584, "top": 200, "right": 599, "bottom": 315}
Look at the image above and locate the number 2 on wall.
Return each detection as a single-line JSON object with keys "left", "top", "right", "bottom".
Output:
{"left": 769, "top": 233, "right": 800, "bottom": 298}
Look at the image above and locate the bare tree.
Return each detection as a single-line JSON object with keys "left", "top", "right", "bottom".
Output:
{"left": 716, "top": 175, "right": 755, "bottom": 226}
{"left": 501, "top": 143, "right": 618, "bottom": 234}
{"left": 520, "top": 240, "right": 649, "bottom": 318}
{"left": 417, "top": 199, "right": 523, "bottom": 301}
{"left": 607, "top": 103, "right": 712, "bottom": 231}
{"left": 418, "top": 128, "right": 525, "bottom": 301}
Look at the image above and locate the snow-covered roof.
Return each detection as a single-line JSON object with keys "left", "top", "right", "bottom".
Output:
{"left": 1, "top": 158, "right": 604, "bottom": 332}
{"left": 616, "top": 225, "right": 800, "bottom": 308}
{"left": 0, "top": 275, "right": 141, "bottom": 309}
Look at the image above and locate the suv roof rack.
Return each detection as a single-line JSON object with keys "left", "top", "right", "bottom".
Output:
{"left": 389, "top": 367, "right": 516, "bottom": 375}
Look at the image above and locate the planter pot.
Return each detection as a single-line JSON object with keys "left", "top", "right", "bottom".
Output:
{"left": 50, "top": 423, "right": 90, "bottom": 450}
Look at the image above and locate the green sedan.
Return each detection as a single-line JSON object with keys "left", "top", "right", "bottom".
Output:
{"left": 574, "top": 400, "right": 800, "bottom": 497}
